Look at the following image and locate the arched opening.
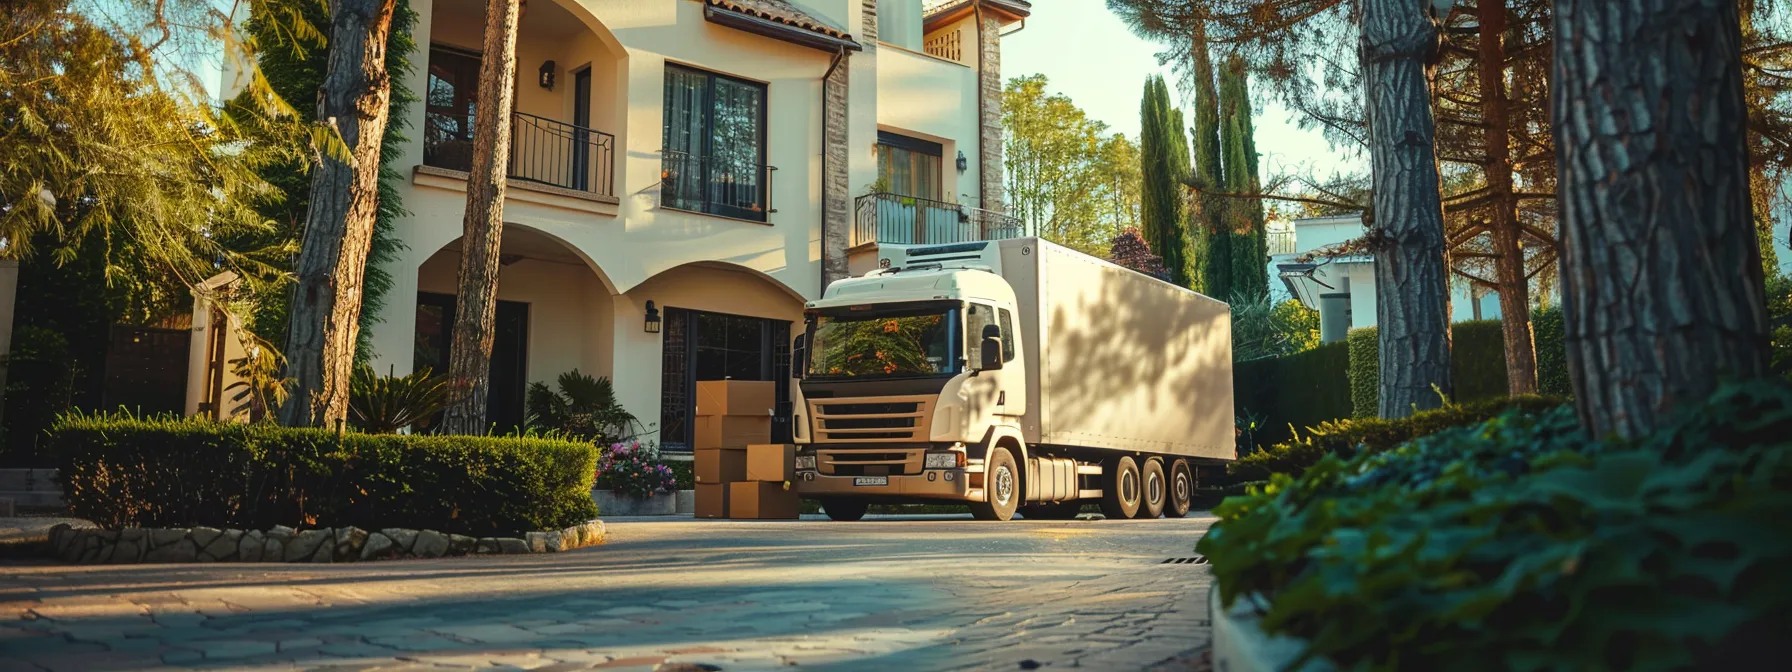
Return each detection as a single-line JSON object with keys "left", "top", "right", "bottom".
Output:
{"left": 423, "top": 0, "right": 627, "bottom": 197}
{"left": 622, "top": 262, "right": 807, "bottom": 452}
{"left": 414, "top": 225, "right": 617, "bottom": 434}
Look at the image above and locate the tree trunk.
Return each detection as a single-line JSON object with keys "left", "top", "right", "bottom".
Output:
{"left": 1361, "top": 0, "right": 1453, "bottom": 419}
{"left": 278, "top": 0, "right": 397, "bottom": 428}
{"left": 438, "top": 0, "right": 521, "bottom": 436}
{"left": 1475, "top": 0, "right": 1538, "bottom": 395}
{"left": 1553, "top": 0, "right": 1769, "bottom": 438}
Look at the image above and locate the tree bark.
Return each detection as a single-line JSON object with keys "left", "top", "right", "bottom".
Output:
{"left": 1361, "top": 0, "right": 1453, "bottom": 418}
{"left": 438, "top": 0, "right": 521, "bottom": 436}
{"left": 1475, "top": 0, "right": 1539, "bottom": 395}
{"left": 1553, "top": 0, "right": 1769, "bottom": 439}
{"left": 278, "top": 0, "right": 397, "bottom": 428}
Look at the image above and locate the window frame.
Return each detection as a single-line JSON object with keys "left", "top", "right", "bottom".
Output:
{"left": 875, "top": 131, "right": 945, "bottom": 201}
{"left": 661, "top": 63, "right": 771, "bottom": 222}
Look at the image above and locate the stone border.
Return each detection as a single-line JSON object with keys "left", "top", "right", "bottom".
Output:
{"left": 1209, "top": 590, "right": 1328, "bottom": 672}
{"left": 44, "top": 520, "right": 605, "bottom": 564}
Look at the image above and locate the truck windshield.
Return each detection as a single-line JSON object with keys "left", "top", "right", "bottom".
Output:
{"left": 807, "top": 305, "right": 961, "bottom": 379}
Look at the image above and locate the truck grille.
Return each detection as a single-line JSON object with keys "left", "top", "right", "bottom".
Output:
{"left": 818, "top": 449, "right": 923, "bottom": 476}
{"left": 809, "top": 396, "right": 935, "bottom": 443}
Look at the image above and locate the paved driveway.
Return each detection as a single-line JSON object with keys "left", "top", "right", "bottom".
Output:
{"left": 1, "top": 514, "right": 1216, "bottom": 671}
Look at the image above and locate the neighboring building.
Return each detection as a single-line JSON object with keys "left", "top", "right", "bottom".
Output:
{"left": 1274, "top": 214, "right": 1500, "bottom": 343}
{"left": 353, "top": 0, "right": 1029, "bottom": 449}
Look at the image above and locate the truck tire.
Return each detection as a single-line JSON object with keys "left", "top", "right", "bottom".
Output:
{"left": 1165, "top": 459, "right": 1193, "bottom": 518}
{"left": 822, "top": 498, "right": 868, "bottom": 521}
{"left": 970, "top": 447, "right": 1020, "bottom": 521}
{"left": 1139, "top": 458, "right": 1166, "bottom": 519}
{"left": 1099, "top": 456, "right": 1142, "bottom": 520}
{"left": 1018, "top": 501, "right": 1081, "bottom": 520}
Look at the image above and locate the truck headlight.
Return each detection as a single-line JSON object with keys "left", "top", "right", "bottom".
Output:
{"left": 795, "top": 455, "right": 817, "bottom": 471}
{"left": 924, "top": 452, "right": 964, "bottom": 469}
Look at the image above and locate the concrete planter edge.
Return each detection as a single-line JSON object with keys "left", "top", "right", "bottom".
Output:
{"left": 590, "top": 489, "right": 679, "bottom": 516}
{"left": 1210, "top": 589, "right": 1332, "bottom": 672}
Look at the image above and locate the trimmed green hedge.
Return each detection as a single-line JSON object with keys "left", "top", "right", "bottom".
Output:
{"left": 1200, "top": 380, "right": 1792, "bottom": 669}
{"left": 1532, "top": 306, "right": 1574, "bottom": 397}
{"left": 1230, "top": 394, "right": 1566, "bottom": 483}
{"left": 1233, "top": 340, "right": 1352, "bottom": 449}
{"left": 1347, "top": 320, "right": 1518, "bottom": 417}
{"left": 1347, "top": 327, "right": 1379, "bottom": 418}
{"left": 50, "top": 414, "right": 599, "bottom": 536}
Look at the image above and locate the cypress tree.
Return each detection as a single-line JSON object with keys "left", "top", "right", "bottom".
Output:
{"left": 1139, "top": 76, "right": 1189, "bottom": 287}
{"left": 1219, "top": 55, "right": 1267, "bottom": 301}
{"left": 1188, "top": 18, "right": 1229, "bottom": 300}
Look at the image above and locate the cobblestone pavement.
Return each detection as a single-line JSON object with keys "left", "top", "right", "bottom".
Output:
{"left": 1, "top": 514, "right": 1216, "bottom": 671}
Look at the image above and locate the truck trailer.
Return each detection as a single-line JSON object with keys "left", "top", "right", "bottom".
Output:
{"left": 791, "top": 238, "right": 1235, "bottom": 521}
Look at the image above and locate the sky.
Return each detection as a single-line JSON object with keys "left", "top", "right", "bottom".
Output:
{"left": 999, "top": 1, "right": 1369, "bottom": 184}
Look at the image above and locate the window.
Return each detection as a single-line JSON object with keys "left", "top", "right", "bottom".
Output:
{"left": 663, "top": 64, "right": 769, "bottom": 221}
{"left": 694, "top": 313, "right": 772, "bottom": 382}
{"left": 876, "top": 131, "right": 943, "bottom": 201}
{"left": 424, "top": 45, "right": 482, "bottom": 173}
{"left": 998, "top": 308, "right": 1016, "bottom": 362}
{"left": 965, "top": 303, "right": 999, "bottom": 365}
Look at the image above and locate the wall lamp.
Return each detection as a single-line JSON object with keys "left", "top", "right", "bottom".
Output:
{"left": 956, "top": 150, "right": 968, "bottom": 173}
{"left": 643, "top": 300, "right": 662, "bottom": 334}
{"left": 539, "top": 60, "right": 556, "bottom": 90}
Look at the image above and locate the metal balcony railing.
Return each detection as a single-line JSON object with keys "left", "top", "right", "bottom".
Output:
{"left": 1267, "top": 230, "right": 1297, "bottom": 255}
{"left": 852, "top": 193, "right": 1025, "bottom": 247}
{"left": 660, "top": 149, "right": 777, "bottom": 222}
{"left": 423, "top": 110, "right": 616, "bottom": 197}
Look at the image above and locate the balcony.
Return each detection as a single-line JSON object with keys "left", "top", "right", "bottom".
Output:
{"left": 423, "top": 111, "right": 616, "bottom": 198}
{"left": 852, "top": 193, "right": 1024, "bottom": 247}
{"left": 660, "top": 150, "right": 777, "bottom": 222}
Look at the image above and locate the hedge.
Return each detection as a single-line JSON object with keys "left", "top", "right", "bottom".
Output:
{"left": 1532, "top": 306, "right": 1574, "bottom": 396}
{"left": 1347, "top": 320, "right": 1523, "bottom": 417}
{"left": 1347, "top": 327, "right": 1379, "bottom": 418}
{"left": 1229, "top": 394, "right": 1567, "bottom": 483}
{"left": 1232, "top": 340, "right": 1353, "bottom": 449}
{"left": 49, "top": 414, "right": 599, "bottom": 536}
{"left": 1199, "top": 380, "right": 1792, "bottom": 669}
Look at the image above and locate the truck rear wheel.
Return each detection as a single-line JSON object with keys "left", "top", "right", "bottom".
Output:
{"left": 821, "top": 498, "right": 868, "bottom": 521}
{"left": 1165, "top": 459, "right": 1193, "bottom": 518}
{"left": 969, "top": 447, "right": 1020, "bottom": 521}
{"left": 1139, "top": 458, "right": 1166, "bottom": 519}
{"left": 1099, "top": 456, "right": 1142, "bottom": 519}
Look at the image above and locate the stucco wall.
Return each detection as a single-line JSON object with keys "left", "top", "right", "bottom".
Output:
{"left": 875, "top": 45, "right": 980, "bottom": 203}
{"left": 416, "top": 248, "right": 617, "bottom": 386}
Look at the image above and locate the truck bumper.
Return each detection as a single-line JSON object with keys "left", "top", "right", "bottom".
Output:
{"left": 792, "top": 469, "right": 979, "bottom": 501}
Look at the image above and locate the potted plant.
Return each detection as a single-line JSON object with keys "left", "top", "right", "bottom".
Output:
{"left": 590, "top": 441, "right": 681, "bottom": 516}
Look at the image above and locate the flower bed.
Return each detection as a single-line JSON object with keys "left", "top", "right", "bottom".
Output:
{"left": 593, "top": 441, "right": 679, "bottom": 500}
{"left": 1198, "top": 382, "right": 1792, "bottom": 670}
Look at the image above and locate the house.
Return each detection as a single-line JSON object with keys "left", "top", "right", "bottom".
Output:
{"left": 1273, "top": 214, "right": 1501, "bottom": 344}
{"left": 348, "top": 0, "right": 1030, "bottom": 449}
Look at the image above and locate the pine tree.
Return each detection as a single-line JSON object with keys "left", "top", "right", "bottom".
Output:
{"left": 1186, "top": 17, "right": 1229, "bottom": 300}
{"left": 1219, "top": 54, "right": 1267, "bottom": 302}
{"left": 1139, "top": 76, "right": 1190, "bottom": 287}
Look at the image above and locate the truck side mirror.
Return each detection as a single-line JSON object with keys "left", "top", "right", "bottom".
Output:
{"left": 792, "top": 333, "right": 808, "bottom": 379}
{"left": 980, "top": 336, "right": 1004, "bottom": 371}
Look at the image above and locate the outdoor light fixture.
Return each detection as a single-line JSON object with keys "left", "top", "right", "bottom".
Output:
{"left": 956, "top": 150, "right": 968, "bottom": 173}
{"left": 539, "top": 60, "right": 556, "bottom": 89}
{"left": 643, "top": 300, "right": 662, "bottom": 334}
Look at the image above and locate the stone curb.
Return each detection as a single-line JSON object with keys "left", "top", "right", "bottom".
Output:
{"left": 42, "top": 520, "right": 606, "bottom": 565}
{"left": 1209, "top": 590, "right": 1330, "bottom": 672}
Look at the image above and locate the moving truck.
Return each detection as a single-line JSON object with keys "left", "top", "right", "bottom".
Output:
{"left": 791, "top": 238, "right": 1235, "bottom": 521}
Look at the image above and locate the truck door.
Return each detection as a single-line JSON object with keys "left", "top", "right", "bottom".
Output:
{"left": 964, "top": 303, "right": 1021, "bottom": 426}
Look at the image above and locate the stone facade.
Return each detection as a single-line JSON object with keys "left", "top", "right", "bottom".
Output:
{"left": 822, "top": 59, "right": 852, "bottom": 290}
{"left": 977, "top": 11, "right": 1005, "bottom": 213}
{"left": 44, "top": 520, "right": 606, "bottom": 564}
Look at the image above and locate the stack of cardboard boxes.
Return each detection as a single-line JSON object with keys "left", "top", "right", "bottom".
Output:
{"left": 691, "top": 381, "right": 801, "bottom": 519}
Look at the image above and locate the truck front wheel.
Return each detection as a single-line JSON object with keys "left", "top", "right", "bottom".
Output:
{"left": 821, "top": 498, "right": 868, "bottom": 521}
{"left": 1100, "top": 456, "right": 1142, "bottom": 519}
{"left": 970, "top": 447, "right": 1020, "bottom": 521}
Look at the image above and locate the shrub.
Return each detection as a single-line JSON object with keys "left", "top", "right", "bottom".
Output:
{"left": 593, "top": 441, "right": 679, "bottom": 499}
{"left": 1347, "top": 327, "right": 1379, "bottom": 418}
{"left": 1199, "top": 381, "right": 1792, "bottom": 670}
{"left": 50, "top": 413, "right": 598, "bottom": 535}
{"left": 526, "top": 370, "right": 640, "bottom": 445}
{"left": 1229, "top": 394, "right": 1567, "bottom": 483}
{"left": 349, "top": 365, "right": 453, "bottom": 434}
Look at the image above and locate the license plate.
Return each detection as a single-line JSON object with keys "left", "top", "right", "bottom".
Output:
{"left": 853, "top": 476, "right": 888, "bottom": 487}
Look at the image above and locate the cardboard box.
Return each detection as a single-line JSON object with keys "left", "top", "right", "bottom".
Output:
{"left": 694, "top": 415, "right": 773, "bottom": 449}
{"left": 694, "top": 448, "right": 748, "bottom": 484}
{"left": 746, "top": 444, "right": 797, "bottom": 482}
{"left": 729, "top": 481, "right": 800, "bottom": 520}
{"left": 694, "top": 483, "right": 730, "bottom": 519}
{"left": 695, "top": 380, "right": 777, "bottom": 417}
